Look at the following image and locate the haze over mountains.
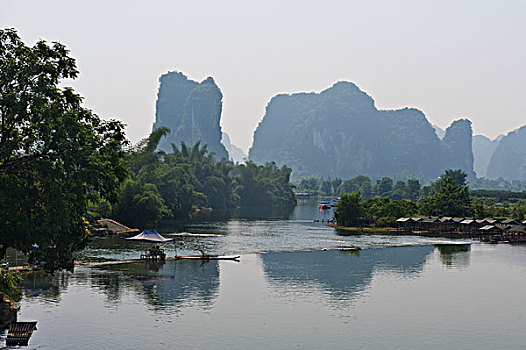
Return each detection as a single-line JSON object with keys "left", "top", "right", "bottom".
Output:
{"left": 154, "top": 71, "right": 525, "bottom": 182}
{"left": 153, "top": 72, "right": 228, "bottom": 159}
{"left": 250, "top": 82, "right": 475, "bottom": 181}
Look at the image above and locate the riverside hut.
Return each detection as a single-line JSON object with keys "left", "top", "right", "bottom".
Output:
{"left": 420, "top": 217, "right": 441, "bottom": 233}
{"left": 396, "top": 217, "right": 412, "bottom": 231}
{"left": 94, "top": 219, "right": 139, "bottom": 236}
{"left": 501, "top": 219, "right": 522, "bottom": 226}
{"left": 460, "top": 219, "right": 480, "bottom": 234}
{"left": 479, "top": 225, "right": 503, "bottom": 235}
{"left": 482, "top": 218, "right": 500, "bottom": 225}
{"left": 439, "top": 217, "right": 457, "bottom": 232}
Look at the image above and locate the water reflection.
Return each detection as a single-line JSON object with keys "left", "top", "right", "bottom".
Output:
{"left": 22, "top": 244, "right": 472, "bottom": 313}
{"left": 14, "top": 243, "right": 526, "bottom": 349}
{"left": 435, "top": 244, "right": 471, "bottom": 268}
{"left": 19, "top": 271, "right": 70, "bottom": 301}
{"left": 20, "top": 260, "right": 220, "bottom": 312}
{"left": 262, "top": 246, "right": 435, "bottom": 305}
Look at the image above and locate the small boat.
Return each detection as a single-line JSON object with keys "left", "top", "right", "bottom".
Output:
{"left": 174, "top": 255, "right": 240, "bottom": 261}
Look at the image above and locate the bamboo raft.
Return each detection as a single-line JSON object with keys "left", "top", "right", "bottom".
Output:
{"left": 174, "top": 255, "right": 240, "bottom": 261}
{"left": 7, "top": 322, "right": 37, "bottom": 346}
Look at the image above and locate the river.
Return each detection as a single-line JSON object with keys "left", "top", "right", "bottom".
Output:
{"left": 4, "top": 202, "right": 526, "bottom": 349}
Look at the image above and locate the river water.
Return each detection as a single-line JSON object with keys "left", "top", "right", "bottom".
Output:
{"left": 4, "top": 202, "right": 526, "bottom": 349}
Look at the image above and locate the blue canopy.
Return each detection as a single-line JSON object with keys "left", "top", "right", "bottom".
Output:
{"left": 125, "top": 229, "right": 174, "bottom": 242}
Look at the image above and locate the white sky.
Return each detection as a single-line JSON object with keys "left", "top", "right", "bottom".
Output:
{"left": 2, "top": 0, "right": 526, "bottom": 151}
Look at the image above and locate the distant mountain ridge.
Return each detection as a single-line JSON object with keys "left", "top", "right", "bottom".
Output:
{"left": 249, "top": 81, "right": 475, "bottom": 181}
{"left": 153, "top": 71, "right": 228, "bottom": 159}
{"left": 472, "top": 135, "right": 500, "bottom": 178}
{"left": 486, "top": 126, "right": 526, "bottom": 181}
{"left": 221, "top": 132, "right": 247, "bottom": 163}
{"left": 150, "top": 72, "right": 525, "bottom": 181}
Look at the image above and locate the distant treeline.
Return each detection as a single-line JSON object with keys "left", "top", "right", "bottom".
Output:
{"left": 470, "top": 190, "right": 526, "bottom": 202}
{"left": 332, "top": 170, "right": 526, "bottom": 228}
{"left": 90, "top": 128, "right": 296, "bottom": 228}
{"left": 297, "top": 176, "right": 423, "bottom": 201}
{"left": 296, "top": 175, "right": 526, "bottom": 202}
{"left": 470, "top": 177, "right": 526, "bottom": 192}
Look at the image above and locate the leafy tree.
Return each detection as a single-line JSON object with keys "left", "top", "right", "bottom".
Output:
{"left": 0, "top": 29, "right": 127, "bottom": 271}
{"left": 0, "top": 270, "right": 22, "bottom": 302}
{"left": 373, "top": 177, "right": 393, "bottom": 197}
{"left": 338, "top": 175, "right": 372, "bottom": 199}
{"left": 235, "top": 162, "right": 295, "bottom": 207}
{"left": 390, "top": 181, "right": 407, "bottom": 200}
{"left": 470, "top": 199, "right": 486, "bottom": 219}
{"left": 117, "top": 128, "right": 296, "bottom": 227}
{"left": 297, "top": 177, "right": 319, "bottom": 193}
{"left": 406, "top": 179, "right": 421, "bottom": 201}
{"left": 330, "top": 178, "right": 343, "bottom": 195}
{"left": 113, "top": 180, "right": 171, "bottom": 228}
{"left": 334, "top": 192, "right": 363, "bottom": 226}
{"left": 363, "top": 197, "right": 417, "bottom": 227}
{"left": 419, "top": 170, "right": 471, "bottom": 217}
{"left": 320, "top": 180, "right": 333, "bottom": 196}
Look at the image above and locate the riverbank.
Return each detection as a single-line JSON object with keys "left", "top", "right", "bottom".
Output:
{"left": 330, "top": 222, "right": 526, "bottom": 244}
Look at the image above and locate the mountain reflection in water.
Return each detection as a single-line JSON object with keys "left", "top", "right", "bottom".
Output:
{"left": 262, "top": 246, "right": 434, "bottom": 304}
{"left": 21, "top": 246, "right": 435, "bottom": 310}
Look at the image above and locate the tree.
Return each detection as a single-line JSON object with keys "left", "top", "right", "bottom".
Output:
{"left": 406, "top": 179, "right": 421, "bottom": 201}
{"left": 419, "top": 170, "right": 471, "bottom": 217}
{"left": 320, "top": 180, "right": 333, "bottom": 195}
{"left": 113, "top": 180, "right": 171, "bottom": 228}
{"left": 338, "top": 175, "right": 372, "bottom": 199}
{"left": 334, "top": 192, "right": 363, "bottom": 226}
{"left": 297, "top": 177, "right": 319, "bottom": 193}
{"left": 373, "top": 177, "right": 393, "bottom": 198}
{"left": 390, "top": 181, "right": 407, "bottom": 200}
{"left": 0, "top": 29, "right": 128, "bottom": 271}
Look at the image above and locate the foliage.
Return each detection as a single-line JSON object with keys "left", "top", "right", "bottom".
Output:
{"left": 0, "top": 270, "right": 22, "bottom": 302}
{"left": 298, "top": 174, "right": 422, "bottom": 201}
{"left": 334, "top": 192, "right": 363, "bottom": 227}
{"left": 338, "top": 175, "right": 373, "bottom": 199}
{"left": 113, "top": 179, "right": 171, "bottom": 228}
{"left": 362, "top": 197, "right": 418, "bottom": 227}
{"left": 373, "top": 177, "right": 394, "bottom": 198}
{"left": 470, "top": 177, "right": 526, "bottom": 192}
{"left": 234, "top": 161, "right": 296, "bottom": 207}
{"left": 419, "top": 170, "right": 472, "bottom": 217}
{"left": 297, "top": 177, "right": 319, "bottom": 193}
{"left": 115, "top": 130, "right": 296, "bottom": 228}
{"left": 0, "top": 29, "right": 128, "bottom": 271}
{"left": 333, "top": 169, "right": 526, "bottom": 227}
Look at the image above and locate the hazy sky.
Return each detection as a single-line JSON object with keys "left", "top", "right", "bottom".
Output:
{"left": 3, "top": 0, "right": 526, "bottom": 151}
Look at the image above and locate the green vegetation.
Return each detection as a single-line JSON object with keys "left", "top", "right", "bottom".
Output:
{"left": 0, "top": 271, "right": 22, "bottom": 302}
{"left": 0, "top": 29, "right": 128, "bottom": 272}
{"left": 419, "top": 170, "right": 472, "bottom": 217}
{"left": 0, "top": 29, "right": 298, "bottom": 281}
{"left": 297, "top": 175, "right": 421, "bottom": 201}
{"left": 335, "top": 169, "right": 526, "bottom": 227}
{"left": 334, "top": 192, "right": 363, "bottom": 227}
{"left": 109, "top": 129, "right": 296, "bottom": 228}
